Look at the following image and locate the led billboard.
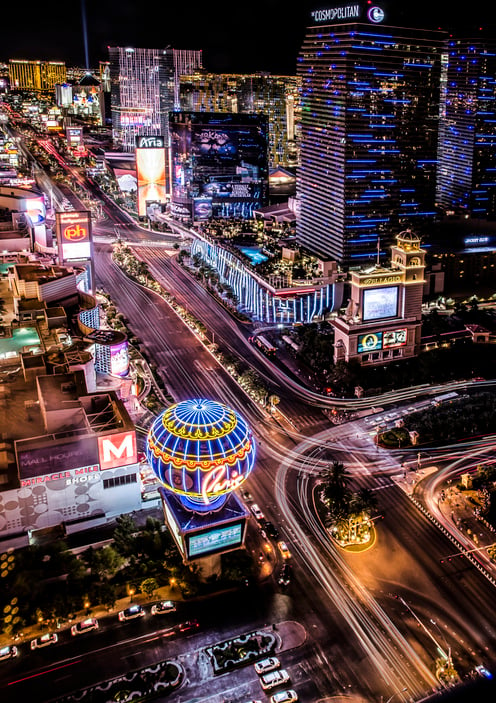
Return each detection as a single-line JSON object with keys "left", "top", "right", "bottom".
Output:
{"left": 383, "top": 328, "right": 407, "bottom": 348}
{"left": 187, "top": 522, "right": 243, "bottom": 559}
{"left": 135, "top": 135, "right": 167, "bottom": 217}
{"left": 56, "top": 210, "right": 92, "bottom": 261}
{"left": 66, "top": 126, "right": 83, "bottom": 147}
{"left": 357, "top": 332, "right": 383, "bottom": 353}
{"left": 110, "top": 340, "right": 129, "bottom": 377}
{"left": 362, "top": 286, "right": 398, "bottom": 322}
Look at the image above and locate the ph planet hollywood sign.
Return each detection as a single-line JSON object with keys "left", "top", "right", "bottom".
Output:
{"left": 311, "top": 4, "right": 385, "bottom": 23}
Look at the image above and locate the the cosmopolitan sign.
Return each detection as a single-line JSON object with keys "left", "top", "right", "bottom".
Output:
{"left": 311, "top": 4, "right": 385, "bottom": 23}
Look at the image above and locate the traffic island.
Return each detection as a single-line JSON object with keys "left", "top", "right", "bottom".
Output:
{"left": 328, "top": 522, "right": 377, "bottom": 552}
{"left": 206, "top": 629, "right": 277, "bottom": 674}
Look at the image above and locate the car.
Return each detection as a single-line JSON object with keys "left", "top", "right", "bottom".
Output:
{"left": 251, "top": 503, "right": 265, "bottom": 521}
{"left": 241, "top": 489, "right": 253, "bottom": 502}
{"left": 278, "top": 563, "right": 292, "bottom": 586}
{"left": 30, "top": 632, "right": 58, "bottom": 650}
{"left": 254, "top": 657, "right": 281, "bottom": 675}
{"left": 118, "top": 604, "right": 145, "bottom": 621}
{"left": 151, "top": 600, "right": 176, "bottom": 615}
{"left": 476, "top": 664, "right": 492, "bottom": 678}
{"left": 0, "top": 645, "right": 18, "bottom": 661}
{"left": 270, "top": 690, "right": 298, "bottom": 703}
{"left": 277, "top": 540, "right": 292, "bottom": 560}
{"left": 71, "top": 617, "right": 99, "bottom": 636}
{"left": 176, "top": 619, "right": 199, "bottom": 633}
{"left": 263, "top": 521, "right": 280, "bottom": 539}
{"left": 260, "top": 669, "right": 290, "bottom": 690}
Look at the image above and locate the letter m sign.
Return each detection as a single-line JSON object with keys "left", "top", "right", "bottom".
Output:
{"left": 98, "top": 431, "right": 137, "bottom": 470}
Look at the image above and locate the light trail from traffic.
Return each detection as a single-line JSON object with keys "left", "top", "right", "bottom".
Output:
{"left": 275, "top": 444, "right": 439, "bottom": 702}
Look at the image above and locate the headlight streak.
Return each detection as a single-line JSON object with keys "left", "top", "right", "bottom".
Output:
{"left": 276, "top": 449, "right": 438, "bottom": 701}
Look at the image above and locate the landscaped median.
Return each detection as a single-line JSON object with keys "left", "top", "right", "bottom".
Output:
{"left": 206, "top": 629, "right": 278, "bottom": 674}
{"left": 52, "top": 659, "right": 184, "bottom": 703}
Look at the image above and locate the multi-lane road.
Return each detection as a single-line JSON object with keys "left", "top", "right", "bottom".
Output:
{"left": 3, "top": 142, "right": 496, "bottom": 702}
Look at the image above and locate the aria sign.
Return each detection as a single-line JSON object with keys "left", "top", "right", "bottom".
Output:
{"left": 311, "top": 4, "right": 385, "bottom": 23}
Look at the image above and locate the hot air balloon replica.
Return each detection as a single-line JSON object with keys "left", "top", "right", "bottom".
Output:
{"left": 146, "top": 398, "right": 256, "bottom": 567}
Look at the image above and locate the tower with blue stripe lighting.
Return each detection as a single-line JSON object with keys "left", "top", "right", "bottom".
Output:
{"left": 296, "top": 4, "right": 447, "bottom": 267}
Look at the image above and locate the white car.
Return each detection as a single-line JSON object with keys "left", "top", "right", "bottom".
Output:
{"left": 277, "top": 541, "right": 292, "bottom": 560}
{"left": 30, "top": 632, "right": 58, "bottom": 650}
{"left": 151, "top": 600, "right": 176, "bottom": 615}
{"left": 251, "top": 503, "right": 265, "bottom": 521}
{"left": 260, "top": 669, "right": 290, "bottom": 691}
{"left": 71, "top": 617, "right": 99, "bottom": 636}
{"left": 254, "top": 656, "right": 280, "bottom": 675}
{"left": 118, "top": 604, "right": 145, "bottom": 621}
{"left": 271, "top": 691, "right": 298, "bottom": 703}
{"left": 0, "top": 645, "right": 18, "bottom": 661}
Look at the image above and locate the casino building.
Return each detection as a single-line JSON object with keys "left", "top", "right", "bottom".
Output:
{"left": 332, "top": 230, "right": 426, "bottom": 365}
{"left": 0, "top": 369, "right": 140, "bottom": 550}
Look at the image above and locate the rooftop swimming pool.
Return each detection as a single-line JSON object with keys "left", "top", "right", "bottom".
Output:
{"left": 236, "top": 245, "right": 268, "bottom": 265}
{"left": 0, "top": 327, "right": 41, "bottom": 360}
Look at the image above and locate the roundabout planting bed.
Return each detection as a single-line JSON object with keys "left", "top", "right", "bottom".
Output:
{"left": 206, "top": 629, "right": 277, "bottom": 674}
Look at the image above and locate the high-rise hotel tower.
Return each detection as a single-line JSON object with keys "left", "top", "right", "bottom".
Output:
{"left": 296, "top": 4, "right": 446, "bottom": 267}
{"left": 437, "top": 38, "right": 496, "bottom": 219}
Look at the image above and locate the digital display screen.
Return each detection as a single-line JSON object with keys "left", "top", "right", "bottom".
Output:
{"left": 383, "top": 328, "right": 407, "bottom": 348}
{"left": 136, "top": 146, "right": 167, "bottom": 217}
{"left": 362, "top": 286, "right": 398, "bottom": 321}
{"left": 187, "top": 522, "right": 243, "bottom": 558}
{"left": 110, "top": 340, "right": 129, "bottom": 377}
{"left": 56, "top": 211, "right": 92, "bottom": 262}
{"left": 357, "top": 332, "right": 383, "bottom": 353}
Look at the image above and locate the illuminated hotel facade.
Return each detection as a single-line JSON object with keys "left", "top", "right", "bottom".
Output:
{"left": 296, "top": 3, "right": 446, "bottom": 267}
{"left": 436, "top": 38, "right": 496, "bottom": 218}
{"left": 8, "top": 60, "right": 66, "bottom": 92}
{"left": 108, "top": 46, "right": 202, "bottom": 153}
{"left": 190, "top": 232, "right": 344, "bottom": 324}
{"left": 179, "top": 72, "right": 300, "bottom": 168}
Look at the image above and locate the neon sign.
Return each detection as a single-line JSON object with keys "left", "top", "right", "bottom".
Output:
{"left": 146, "top": 399, "right": 256, "bottom": 510}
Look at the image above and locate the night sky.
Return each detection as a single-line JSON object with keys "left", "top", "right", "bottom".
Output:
{"left": 3, "top": 1, "right": 496, "bottom": 74}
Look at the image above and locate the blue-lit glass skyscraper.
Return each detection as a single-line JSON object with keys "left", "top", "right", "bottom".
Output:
{"left": 296, "top": 5, "right": 447, "bottom": 267}
{"left": 437, "top": 39, "right": 496, "bottom": 218}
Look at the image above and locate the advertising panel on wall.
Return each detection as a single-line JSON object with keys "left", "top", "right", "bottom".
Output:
{"left": 383, "top": 328, "right": 407, "bottom": 348}
{"left": 98, "top": 430, "right": 137, "bottom": 470}
{"left": 357, "top": 332, "right": 383, "bottom": 353}
{"left": 187, "top": 522, "right": 244, "bottom": 559}
{"left": 56, "top": 210, "right": 92, "bottom": 262}
{"left": 193, "top": 197, "right": 212, "bottom": 221}
{"left": 135, "top": 135, "right": 168, "bottom": 217}
{"left": 66, "top": 126, "right": 83, "bottom": 147}
{"left": 110, "top": 340, "right": 129, "bottom": 377}
{"left": 362, "top": 286, "right": 398, "bottom": 322}
{"left": 15, "top": 435, "right": 99, "bottom": 480}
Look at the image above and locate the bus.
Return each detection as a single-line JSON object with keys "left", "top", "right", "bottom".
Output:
{"left": 249, "top": 335, "right": 276, "bottom": 357}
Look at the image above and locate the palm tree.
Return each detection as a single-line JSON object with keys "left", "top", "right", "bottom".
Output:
{"left": 321, "top": 461, "right": 352, "bottom": 524}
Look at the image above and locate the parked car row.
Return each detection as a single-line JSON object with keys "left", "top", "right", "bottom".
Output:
{"left": 0, "top": 601, "right": 181, "bottom": 659}
{"left": 254, "top": 655, "right": 298, "bottom": 702}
